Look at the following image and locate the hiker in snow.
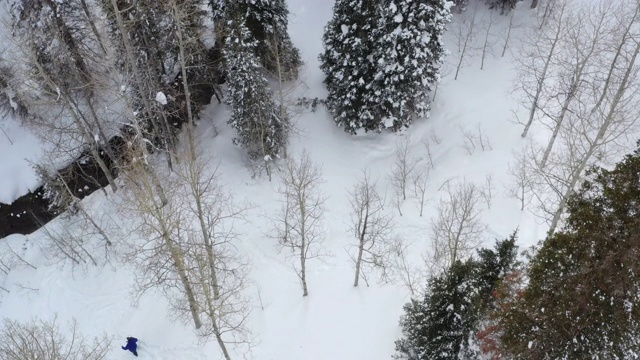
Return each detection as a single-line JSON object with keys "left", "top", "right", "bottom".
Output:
{"left": 122, "top": 337, "right": 138, "bottom": 357}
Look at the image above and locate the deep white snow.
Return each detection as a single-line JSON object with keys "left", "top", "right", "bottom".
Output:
{"left": 0, "top": 1, "right": 568, "bottom": 359}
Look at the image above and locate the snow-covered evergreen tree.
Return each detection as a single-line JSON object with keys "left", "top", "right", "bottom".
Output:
{"left": 224, "top": 0, "right": 301, "bottom": 80}
{"left": 100, "top": 0, "right": 179, "bottom": 154}
{"left": 225, "top": 20, "right": 285, "bottom": 168}
{"left": 320, "top": 0, "right": 381, "bottom": 134}
{"left": 499, "top": 147, "right": 640, "bottom": 359}
{"left": 209, "top": 0, "right": 226, "bottom": 20}
{"left": 395, "top": 260, "right": 478, "bottom": 360}
{"left": 373, "top": 0, "right": 451, "bottom": 130}
{"left": 11, "top": 0, "right": 120, "bottom": 191}
{"left": 168, "top": 0, "right": 217, "bottom": 105}
{"left": 11, "top": 0, "right": 92, "bottom": 97}
{"left": 485, "top": 0, "right": 517, "bottom": 14}
{"left": 395, "top": 236, "right": 519, "bottom": 359}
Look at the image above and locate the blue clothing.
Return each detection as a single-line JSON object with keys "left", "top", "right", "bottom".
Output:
{"left": 122, "top": 337, "right": 138, "bottom": 357}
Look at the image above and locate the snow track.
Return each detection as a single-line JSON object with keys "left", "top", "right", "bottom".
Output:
{"left": 122, "top": 341, "right": 207, "bottom": 360}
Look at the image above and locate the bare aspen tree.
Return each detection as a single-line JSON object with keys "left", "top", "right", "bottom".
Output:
{"left": 461, "top": 126, "right": 477, "bottom": 155}
{"left": 184, "top": 167, "right": 251, "bottom": 357}
{"left": 505, "top": 149, "right": 535, "bottom": 210}
{"left": 264, "top": 29, "right": 306, "bottom": 159}
{"left": 538, "top": 0, "right": 557, "bottom": 29}
{"left": 173, "top": 0, "right": 226, "bottom": 296}
{"left": 430, "top": 129, "right": 442, "bottom": 145}
{"left": 389, "top": 238, "right": 423, "bottom": 296}
{"left": 121, "top": 159, "right": 202, "bottom": 330}
{"left": 177, "top": 150, "right": 251, "bottom": 345}
{"left": 175, "top": 144, "right": 252, "bottom": 359}
{"left": 429, "top": 179, "right": 486, "bottom": 272}
{"left": 274, "top": 151, "right": 326, "bottom": 297}
{"left": 588, "top": 0, "right": 640, "bottom": 114}
{"left": 171, "top": 0, "right": 197, "bottom": 160}
{"left": 526, "top": 0, "right": 640, "bottom": 234}
{"left": 35, "top": 171, "right": 120, "bottom": 267}
{"left": 101, "top": 0, "right": 179, "bottom": 165}
{"left": 7, "top": 22, "right": 119, "bottom": 192}
{"left": 348, "top": 170, "right": 397, "bottom": 287}
{"left": 453, "top": 2, "right": 479, "bottom": 80}
{"left": 480, "top": 11, "right": 497, "bottom": 70}
{"left": 172, "top": 0, "right": 243, "bottom": 306}
{"left": 516, "top": 0, "right": 569, "bottom": 138}
{"left": 38, "top": 218, "right": 103, "bottom": 268}
{"left": 127, "top": 6, "right": 254, "bottom": 347}
{"left": 539, "top": 1, "right": 612, "bottom": 168}
{"left": 0, "top": 239, "right": 38, "bottom": 296}
{"left": 460, "top": 123, "right": 492, "bottom": 155}
{"left": 389, "top": 136, "right": 418, "bottom": 216}
{"left": 9, "top": 0, "right": 122, "bottom": 169}
{"left": 501, "top": 4, "right": 517, "bottom": 57}
{"left": 185, "top": 236, "right": 251, "bottom": 360}
{"left": 421, "top": 137, "right": 435, "bottom": 169}
{"left": 480, "top": 173, "right": 495, "bottom": 209}
{"left": 476, "top": 123, "right": 492, "bottom": 151}
{"left": 0, "top": 317, "right": 111, "bottom": 360}
{"left": 412, "top": 165, "right": 430, "bottom": 217}
{"left": 549, "top": 41, "right": 640, "bottom": 234}
{"left": 528, "top": 142, "right": 579, "bottom": 233}
{"left": 33, "top": 162, "right": 115, "bottom": 262}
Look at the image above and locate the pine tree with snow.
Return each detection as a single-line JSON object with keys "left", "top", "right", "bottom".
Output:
{"left": 485, "top": 0, "right": 517, "bottom": 14}
{"left": 100, "top": 0, "right": 181, "bottom": 156}
{"left": 394, "top": 298, "right": 430, "bottom": 359}
{"left": 395, "top": 236, "right": 519, "bottom": 359}
{"left": 473, "top": 232, "right": 519, "bottom": 311}
{"left": 209, "top": 0, "right": 226, "bottom": 20}
{"left": 225, "top": 20, "right": 285, "bottom": 169}
{"left": 395, "top": 260, "right": 478, "bottom": 360}
{"left": 372, "top": 0, "right": 451, "bottom": 131}
{"left": 224, "top": 0, "right": 301, "bottom": 80}
{"left": 319, "top": 0, "right": 381, "bottom": 134}
{"left": 498, "top": 146, "right": 640, "bottom": 359}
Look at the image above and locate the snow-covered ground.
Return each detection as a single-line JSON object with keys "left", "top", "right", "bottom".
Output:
{"left": 0, "top": 115, "right": 44, "bottom": 204}
{"left": 0, "top": 1, "right": 555, "bottom": 359}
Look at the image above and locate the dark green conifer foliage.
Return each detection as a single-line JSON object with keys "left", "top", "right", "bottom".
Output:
{"left": 225, "top": 20, "right": 285, "bottom": 164}
{"left": 320, "top": 0, "right": 450, "bottom": 133}
{"left": 319, "top": 0, "right": 381, "bottom": 134}
{"left": 485, "top": 0, "right": 517, "bottom": 14}
{"left": 500, "top": 146, "right": 640, "bottom": 359}
{"left": 221, "top": 0, "right": 301, "bottom": 80}
{"left": 395, "top": 234, "right": 518, "bottom": 359}
{"left": 372, "top": 0, "right": 450, "bottom": 130}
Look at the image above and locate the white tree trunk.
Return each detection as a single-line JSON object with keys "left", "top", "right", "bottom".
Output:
{"left": 520, "top": 1, "right": 567, "bottom": 138}
{"left": 548, "top": 38, "right": 640, "bottom": 234}
{"left": 540, "top": 6, "right": 607, "bottom": 167}
{"left": 353, "top": 210, "right": 368, "bottom": 287}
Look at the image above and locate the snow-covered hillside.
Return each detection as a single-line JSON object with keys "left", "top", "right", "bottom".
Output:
{"left": 0, "top": 0, "right": 616, "bottom": 359}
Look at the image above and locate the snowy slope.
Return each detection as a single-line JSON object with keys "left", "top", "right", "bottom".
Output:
{"left": 0, "top": 115, "right": 44, "bottom": 204}
{"left": 0, "top": 0, "right": 47, "bottom": 205}
{"left": 1, "top": 2, "right": 556, "bottom": 360}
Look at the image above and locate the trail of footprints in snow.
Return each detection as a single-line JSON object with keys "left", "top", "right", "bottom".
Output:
{"left": 134, "top": 341, "right": 207, "bottom": 360}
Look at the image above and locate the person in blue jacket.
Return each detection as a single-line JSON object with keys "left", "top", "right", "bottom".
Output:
{"left": 122, "top": 337, "right": 138, "bottom": 357}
